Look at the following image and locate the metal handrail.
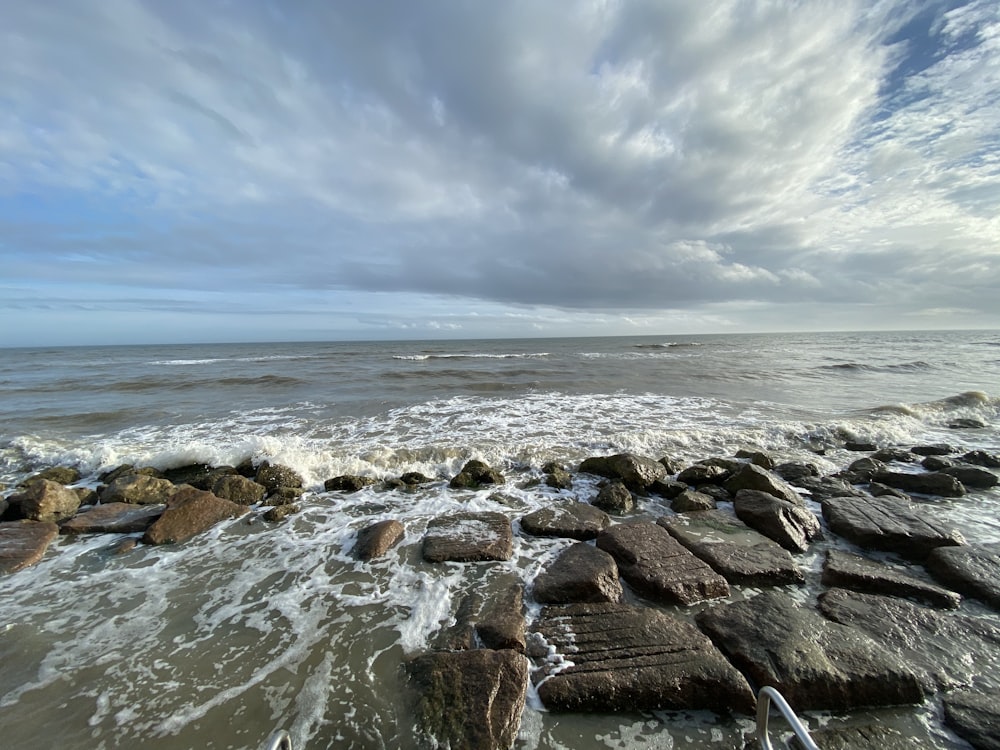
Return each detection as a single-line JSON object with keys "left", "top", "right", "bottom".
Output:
{"left": 262, "top": 729, "right": 293, "bottom": 750}
{"left": 756, "top": 686, "right": 819, "bottom": 750}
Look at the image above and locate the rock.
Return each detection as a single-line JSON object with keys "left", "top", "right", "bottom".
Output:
{"left": 162, "top": 463, "right": 235, "bottom": 489}
{"left": 354, "top": 519, "right": 405, "bottom": 560}
{"left": 774, "top": 461, "right": 820, "bottom": 482}
{"left": 592, "top": 480, "right": 634, "bottom": 514}
{"left": 842, "top": 457, "right": 887, "bottom": 482}
{"left": 519, "top": 502, "right": 610, "bottom": 541}
{"left": 262, "top": 504, "right": 299, "bottom": 523}
{"left": 422, "top": 512, "right": 513, "bottom": 562}
{"left": 698, "top": 484, "right": 733, "bottom": 503}
{"left": 818, "top": 588, "right": 1000, "bottom": 692}
{"left": 961, "top": 450, "right": 1000, "bottom": 468}
{"left": 596, "top": 522, "right": 729, "bottom": 605}
{"left": 871, "top": 470, "right": 966, "bottom": 497}
{"left": 871, "top": 447, "right": 916, "bottom": 464}
{"left": 23, "top": 466, "right": 81, "bottom": 485}
{"left": 400, "top": 471, "right": 434, "bottom": 486}
{"left": 60, "top": 502, "right": 165, "bottom": 535}
{"left": 657, "top": 456, "right": 685, "bottom": 475}
{"left": 696, "top": 590, "right": 925, "bottom": 711}
{"left": 798, "top": 723, "right": 930, "bottom": 749}
{"left": 911, "top": 443, "right": 955, "bottom": 456}
{"left": 211, "top": 475, "right": 268, "bottom": 505}
{"left": 845, "top": 441, "right": 877, "bottom": 452}
{"left": 449, "top": 459, "right": 505, "bottom": 489}
{"left": 578, "top": 452, "right": 666, "bottom": 492}
{"left": 267, "top": 487, "right": 303, "bottom": 505}
{"left": 532, "top": 542, "right": 623, "bottom": 604}
{"left": 793, "top": 475, "right": 868, "bottom": 502}
{"left": 733, "top": 489, "right": 821, "bottom": 553}
{"left": 255, "top": 462, "right": 304, "bottom": 492}
{"left": 724, "top": 464, "right": 803, "bottom": 506}
{"left": 821, "top": 495, "right": 965, "bottom": 559}
{"left": 925, "top": 544, "right": 1000, "bottom": 610}
{"left": 100, "top": 473, "right": 176, "bottom": 505}
{"left": 671, "top": 489, "right": 716, "bottom": 512}
{"left": 8, "top": 479, "right": 81, "bottom": 522}
{"left": 408, "top": 649, "right": 529, "bottom": 750}
{"left": 75, "top": 487, "right": 99, "bottom": 506}
{"left": 649, "top": 477, "right": 687, "bottom": 498}
{"left": 920, "top": 455, "right": 955, "bottom": 471}
{"left": 543, "top": 466, "right": 573, "bottom": 490}
{"left": 735, "top": 449, "right": 775, "bottom": 470}
{"left": 324, "top": 475, "right": 377, "bottom": 492}
{"left": 676, "top": 463, "right": 730, "bottom": 486}
{"left": 940, "top": 465, "right": 997, "bottom": 489}
{"left": 99, "top": 464, "right": 159, "bottom": 483}
{"left": 821, "top": 549, "right": 960, "bottom": 609}
{"left": 142, "top": 487, "right": 250, "bottom": 545}
{"left": 476, "top": 583, "right": 526, "bottom": 652}
{"left": 659, "top": 511, "right": 804, "bottom": 586}
{"left": 533, "top": 602, "right": 755, "bottom": 714}
{"left": 949, "top": 418, "right": 987, "bottom": 429}
{"left": 943, "top": 688, "right": 1000, "bottom": 750}
{"left": 868, "top": 482, "right": 910, "bottom": 500}
{"left": 0, "top": 521, "right": 60, "bottom": 574}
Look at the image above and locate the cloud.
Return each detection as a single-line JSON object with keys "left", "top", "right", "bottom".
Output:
{"left": 1, "top": 0, "right": 999, "bottom": 345}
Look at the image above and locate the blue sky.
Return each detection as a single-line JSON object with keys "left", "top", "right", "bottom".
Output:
{"left": 2, "top": 0, "right": 999, "bottom": 346}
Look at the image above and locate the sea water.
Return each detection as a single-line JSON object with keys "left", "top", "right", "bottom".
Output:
{"left": 1, "top": 331, "right": 998, "bottom": 748}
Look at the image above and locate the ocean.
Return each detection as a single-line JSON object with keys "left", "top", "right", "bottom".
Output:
{"left": 1, "top": 330, "right": 999, "bottom": 749}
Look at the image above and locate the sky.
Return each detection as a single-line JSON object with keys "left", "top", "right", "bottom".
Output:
{"left": 2, "top": 0, "right": 999, "bottom": 346}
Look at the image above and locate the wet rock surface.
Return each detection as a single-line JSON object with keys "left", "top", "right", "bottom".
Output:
{"left": 354, "top": 519, "right": 405, "bottom": 560}
{"left": 449, "top": 459, "right": 505, "bottom": 489}
{"left": 696, "top": 590, "right": 926, "bottom": 711}
{"left": 596, "top": 521, "right": 729, "bottom": 605}
{"left": 422, "top": 512, "right": 514, "bottom": 562}
{"left": 821, "top": 495, "right": 965, "bottom": 559}
{"left": 943, "top": 687, "right": 1000, "bottom": 750}
{"left": 724, "top": 463, "right": 803, "bottom": 505}
{"left": 142, "top": 487, "right": 250, "bottom": 545}
{"left": 60, "top": 502, "right": 165, "bottom": 535}
{"left": 519, "top": 502, "right": 610, "bottom": 540}
{"left": 733, "top": 489, "right": 821, "bottom": 552}
{"left": 659, "top": 510, "right": 803, "bottom": 586}
{"left": 409, "top": 648, "right": 529, "bottom": 750}
{"left": 871, "top": 469, "right": 966, "bottom": 497}
{"left": 532, "top": 602, "right": 755, "bottom": 714}
{"left": 99, "top": 473, "right": 176, "bottom": 505}
{"left": 818, "top": 588, "right": 1000, "bottom": 692}
{"left": 0, "top": 521, "right": 59, "bottom": 574}
{"left": 532, "top": 542, "right": 623, "bottom": 604}
{"left": 925, "top": 543, "right": 1000, "bottom": 610}
{"left": 821, "top": 549, "right": 960, "bottom": 609}
{"left": 592, "top": 480, "right": 634, "bottom": 514}
{"left": 578, "top": 452, "right": 666, "bottom": 491}
{"left": 7, "top": 479, "right": 81, "bottom": 522}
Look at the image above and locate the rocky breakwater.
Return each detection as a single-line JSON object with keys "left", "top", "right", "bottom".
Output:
{"left": 4, "top": 440, "right": 1000, "bottom": 749}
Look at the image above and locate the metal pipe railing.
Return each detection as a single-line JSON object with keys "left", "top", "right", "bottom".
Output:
{"left": 261, "top": 729, "right": 292, "bottom": 750}
{"left": 756, "top": 686, "right": 819, "bottom": 750}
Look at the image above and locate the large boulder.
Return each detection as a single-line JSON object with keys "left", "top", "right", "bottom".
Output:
{"left": 532, "top": 602, "right": 754, "bottom": 714}
{"left": 324, "top": 475, "right": 377, "bottom": 493}
{"left": 422, "top": 512, "right": 513, "bottom": 562}
{"left": 871, "top": 470, "right": 965, "bottom": 497}
{"left": 943, "top": 688, "right": 1000, "bottom": 750}
{"left": 676, "top": 463, "right": 730, "bottom": 486}
{"left": 821, "top": 495, "right": 965, "bottom": 560}
{"left": 8, "top": 479, "right": 81, "bottom": 522}
{"left": 142, "top": 487, "right": 250, "bottom": 545}
{"left": 532, "top": 542, "right": 623, "bottom": 604}
{"left": 592, "top": 480, "right": 634, "bottom": 514}
{"left": 22, "top": 466, "right": 81, "bottom": 485}
{"left": 733, "top": 489, "right": 821, "bottom": 553}
{"left": 254, "top": 462, "right": 304, "bottom": 493}
{"left": 0, "top": 521, "right": 59, "bottom": 574}
{"left": 940, "top": 465, "right": 998, "bottom": 489}
{"left": 659, "top": 510, "right": 803, "bottom": 586}
{"left": 408, "top": 649, "right": 529, "bottom": 750}
{"left": 100, "top": 473, "right": 176, "bottom": 505}
{"left": 162, "top": 463, "right": 235, "bottom": 489}
{"left": 724, "top": 464, "right": 803, "bottom": 505}
{"left": 519, "top": 502, "right": 610, "bottom": 541}
{"left": 60, "top": 503, "right": 165, "bottom": 535}
{"left": 696, "top": 590, "right": 926, "bottom": 711}
{"left": 449, "top": 460, "right": 505, "bottom": 489}
{"left": 596, "top": 522, "right": 729, "bottom": 605}
{"left": 925, "top": 543, "right": 1000, "bottom": 610}
{"left": 961, "top": 450, "right": 1000, "bottom": 468}
{"left": 437, "top": 580, "right": 526, "bottom": 653}
{"left": 793, "top": 475, "right": 868, "bottom": 502}
{"left": 578, "top": 452, "right": 666, "bottom": 491}
{"left": 818, "top": 588, "right": 1000, "bottom": 692}
{"left": 670, "top": 489, "right": 716, "bottom": 512}
{"left": 821, "top": 549, "right": 960, "bottom": 609}
{"left": 211, "top": 475, "right": 268, "bottom": 505}
{"left": 354, "top": 519, "right": 405, "bottom": 561}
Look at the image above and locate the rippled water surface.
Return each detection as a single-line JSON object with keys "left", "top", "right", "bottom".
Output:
{"left": 1, "top": 331, "right": 999, "bottom": 749}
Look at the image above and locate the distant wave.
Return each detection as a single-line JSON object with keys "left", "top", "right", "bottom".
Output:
{"left": 819, "top": 360, "right": 933, "bottom": 374}
{"left": 870, "top": 390, "right": 997, "bottom": 420}
{"left": 392, "top": 352, "right": 549, "bottom": 361}
{"left": 632, "top": 342, "right": 702, "bottom": 350}
{"left": 150, "top": 354, "right": 307, "bottom": 366}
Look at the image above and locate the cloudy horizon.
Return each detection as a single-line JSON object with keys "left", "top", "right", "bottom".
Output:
{"left": 2, "top": 0, "right": 999, "bottom": 347}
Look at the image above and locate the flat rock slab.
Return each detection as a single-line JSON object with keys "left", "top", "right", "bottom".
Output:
{"left": 871, "top": 469, "right": 965, "bottom": 497}
{"left": 733, "top": 490, "right": 821, "bottom": 553}
{"left": 821, "top": 495, "right": 965, "bottom": 559}
{"left": 422, "top": 512, "right": 514, "bottom": 562}
{"left": 696, "top": 590, "right": 925, "bottom": 711}
{"left": 660, "top": 510, "right": 803, "bottom": 586}
{"left": 0, "top": 521, "right": 59, "bottom": 574}
{"left": 409, "top": 648, "right": 529, "bottom": 750}
{"left": 354, "top": 519, "right": 405, "bottom": 560}
{"left": 533, "top": 602, "right": 754, "bottom": 714}
{"left": 793, "top": 723, "right": 933, "bottom": 749}
{"left": 437, "top": 579, "right": 527, "bottom": 653}
{"left": 532, "top": 542, "right": 623, "bottom": 604}
{"left": 943, "top": 688, "right": 1000, "bottom": 750}
{"left": 596, "top": 522, "right": 729, "bottom": 605}
{"left": 142, "top": 487, "right": 249, "bottom": 545}
{"left": 925, "top": 543, "right": 1000, "bottom": 610}
{"left": 519, "top": 502, "right": 610, "bottom": 540}
{"left": 60, "top": 502, "right": 165, "bottom": 535}
{"left": 818, "top": 588, "right": 1000, "bottom": 692}
{"left": 822, "top": 549, "right": 960, "bottom": 609}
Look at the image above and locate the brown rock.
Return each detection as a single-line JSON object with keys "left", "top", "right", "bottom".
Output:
{"left": 578, "top": 452, "right": 667, "bottom": 491}
{"left": 8, "top": 479, "right": 81, "bottom": 522}
{"left": 532, "top": 542, "right": 623, "bottom": 604}
{"left": 449, "top": 459, "right": 505, "bottom": 489}
{"left": 422, "top": 512, "right": 513, "bottom": 562}
{"left": 520, "top": 502, "right": 610, "bottom": 541}
{"left": 821, "top": 549, "right": 960, "bottom": 609}
{"left": 211, "top": 475, "right": 268, "bottom": 505}
{"left": 100, "top": 473, "right": 176, "bottom": 505}
{"left": 593, "top": 480, "right": 634, "bottom": 514}
{"left": 262, "top": 503, "right": 299, "bottom": 522}
{"left": 0, "top": 521, "right": 59, "bottom": 574}
{"left": 60, "top": 502, "right": 165, "bottom": 535}
{"left": 355, "top": 519, "right": 405, "bottom": 560}
{"left": 255, "top": 462, "right": 304, "bottom": 492}
{"left": 142, "top": 487, "right": 249, "bottom": 545}
{"left": 324, "top": 475, "right": 377, "bottom": 492}
{"left": 670, "top": 488, "right": 716, "bottom": 512}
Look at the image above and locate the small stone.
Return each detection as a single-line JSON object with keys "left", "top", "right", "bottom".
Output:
{"left": 263, "top": 503, "right": 299, "bottom": 523}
